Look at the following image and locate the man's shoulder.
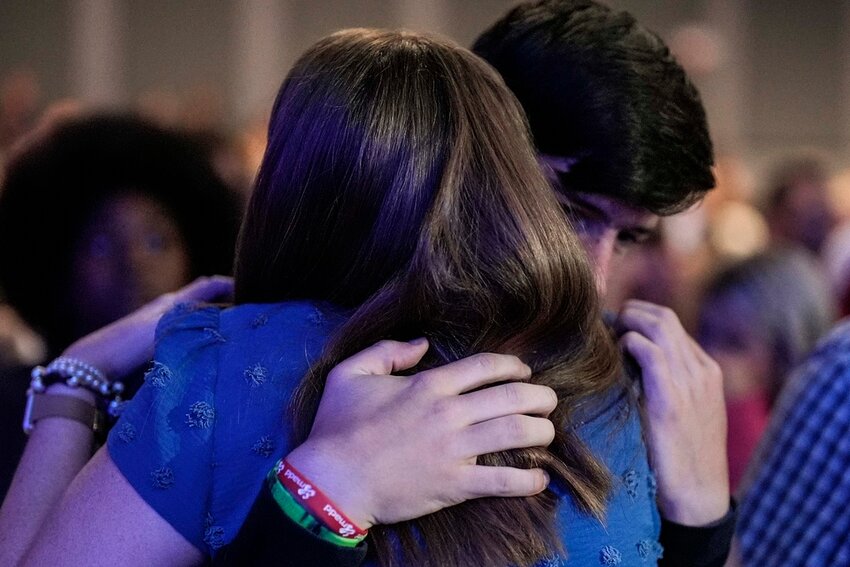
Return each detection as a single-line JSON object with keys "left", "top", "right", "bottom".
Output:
{"left": 765, "top": 320, "right": 850, "bottom": 426}
{"left": 812, "top": 318, "right": 850, "bottom": 357}
{"left": 738, "top": 319, "right": 850, "bottom": 565}
{"left": 790, "top": 318, "right": 850, "bottom": 388}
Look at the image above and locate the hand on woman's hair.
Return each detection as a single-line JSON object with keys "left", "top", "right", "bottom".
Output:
{"left": 285, "top": 339, "right": 556, "bottom": 529}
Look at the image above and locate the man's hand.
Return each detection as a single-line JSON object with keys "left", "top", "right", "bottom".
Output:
{"left": 285, "top": 339, "right": 557, "bottom": 529}
{"left": 62, "top": 276, "right": 233, "bottom": 379}
{"left": 616, "top": 299, "right": 730, "bottom": 526}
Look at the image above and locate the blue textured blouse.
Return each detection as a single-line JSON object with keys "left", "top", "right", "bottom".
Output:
{"left": 108, "top": 302, "right": 662, "bottom": 565}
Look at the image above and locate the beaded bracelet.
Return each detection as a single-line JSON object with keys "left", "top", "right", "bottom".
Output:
{"left": 267, "top": 459, "right": 368, "bottom": 546}
{"left": 30, "top": 357, "right": 125, "bottom": 418}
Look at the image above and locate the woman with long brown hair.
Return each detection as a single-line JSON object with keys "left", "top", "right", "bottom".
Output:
{"left": 21, "top": 29, "right": 659, "bottom": 566}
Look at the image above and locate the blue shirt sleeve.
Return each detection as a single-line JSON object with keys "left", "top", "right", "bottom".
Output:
{"left": 107, "top": 304, "right": 223, "bottom": 552}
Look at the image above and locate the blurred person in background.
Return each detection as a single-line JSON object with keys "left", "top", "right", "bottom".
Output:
{"left": 763, "top": 157, "right": 838, "bottom": 256}
{"left": 0, "top": 70, "right": 41, "bottom": 155}
{"left": 697, "top": 248, "right": 835, "bottom": 491}
{"left": 0, "top": 301, "right": 45, "bottom": 369}
{"left": 736, "top": 312, "right": 850, "bottom": 565}
{"left": 134, "top": 84, "right": 257, "bottom": 202}
{"left": 0, "top": 113, "right": 239, "bottom": 355}
{"left": 822, "top": 221, "right": 850, "bottom": 317}
{"left": 0, "top": 71, "right": 48, "bottom": 366}
{"left": 0, "top": 113, "right": 240, "bottom": 496}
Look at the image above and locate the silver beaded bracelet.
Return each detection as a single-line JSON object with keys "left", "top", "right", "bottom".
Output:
{"left": 30, "top": 357, "right": 125, "bottom": 418}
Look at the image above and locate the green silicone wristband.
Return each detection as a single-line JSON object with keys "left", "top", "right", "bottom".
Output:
{"left": 266, "top": 468, "right": 365, "bottom": 548}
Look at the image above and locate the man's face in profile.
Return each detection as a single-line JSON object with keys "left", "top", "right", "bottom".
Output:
{"left": 539, "top": 155, "right": 659, "bottom": 297}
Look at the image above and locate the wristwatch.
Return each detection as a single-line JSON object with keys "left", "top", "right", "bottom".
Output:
{"left": 22, "top": 390, "right": 103, "bottom": 435}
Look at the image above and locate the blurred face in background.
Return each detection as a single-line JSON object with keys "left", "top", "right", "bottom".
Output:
{"left": 698, "top": 290, "right": 773, "bottom": 400}
{"left": 769, "top": 176, "right": 838, "bottom": 254}
{"left": 70, "top": 191, "right": 191, "bottom": 335}
{"left": 699, "top": 287, "right": 775, "bottom": 492}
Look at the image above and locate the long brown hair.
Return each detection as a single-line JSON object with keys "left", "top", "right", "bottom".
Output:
{"left": 235, "top": 29, "right": 621, "bottom": 567}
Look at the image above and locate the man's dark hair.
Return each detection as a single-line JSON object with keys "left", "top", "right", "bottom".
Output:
{"left": 473, "top": 0, "right": 715, "bottom": 214}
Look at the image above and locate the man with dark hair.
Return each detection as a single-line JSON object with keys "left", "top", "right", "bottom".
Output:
{"left": 473, "top": 0, "right": 714, "bottom": 220}
{"left": 468, "top": 3, "right": 733, "bottom": 563}
{"left": 216, "top": 2, "right": 733, "bottom": 566}
{"left": 473, "top": 0, "right": 713, "bottom": 301}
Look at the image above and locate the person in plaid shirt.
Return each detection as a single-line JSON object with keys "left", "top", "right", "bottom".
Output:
{"left": 737, "top": 320, "right": 850, "bottom": 566}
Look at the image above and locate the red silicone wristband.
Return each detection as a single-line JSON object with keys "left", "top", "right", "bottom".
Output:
{"left": 276, "top": 459, "right": 368, "bottom": 539}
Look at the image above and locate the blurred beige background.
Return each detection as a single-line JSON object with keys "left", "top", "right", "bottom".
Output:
{"left": 2, "top": 0, "right": 850, "bottom": 172}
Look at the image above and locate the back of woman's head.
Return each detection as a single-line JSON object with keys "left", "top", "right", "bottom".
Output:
{"left": 236, "top": 29, "right": 621, "bottom": 566}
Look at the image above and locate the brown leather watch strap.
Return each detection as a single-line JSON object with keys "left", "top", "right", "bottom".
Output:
{"left": 25, "top": 392, "right": 102, "bottom": 433}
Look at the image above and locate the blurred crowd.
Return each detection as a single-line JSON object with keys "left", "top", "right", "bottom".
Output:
{"left": 608, "top": 149, "right": 849, "bottom": 492}
{"left": 0, "top": 61, "right": 849, "bottom": 503}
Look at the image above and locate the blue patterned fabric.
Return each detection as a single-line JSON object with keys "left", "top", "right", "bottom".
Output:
{"left": 108, "top": 301, "right": 661, "bottom": 564}
{"left": 548, "top": 389, "right": 662, "bottom": 566}
{"left": 738, "top": 320, "right": 850, "bottom": 566}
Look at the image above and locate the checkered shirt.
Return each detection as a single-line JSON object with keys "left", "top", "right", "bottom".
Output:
{"left": 738, "top": 320, "right": 850, "bottom": 566}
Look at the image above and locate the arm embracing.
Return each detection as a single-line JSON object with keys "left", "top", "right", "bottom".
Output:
{"left": 216, "top": 339, "right": 557, "bottom": 565}
{"left": 0, "top": 277, "right": 232, "bottom": 566}
{"left": 22, "top": 448, "right": 203, "bottom": 567}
